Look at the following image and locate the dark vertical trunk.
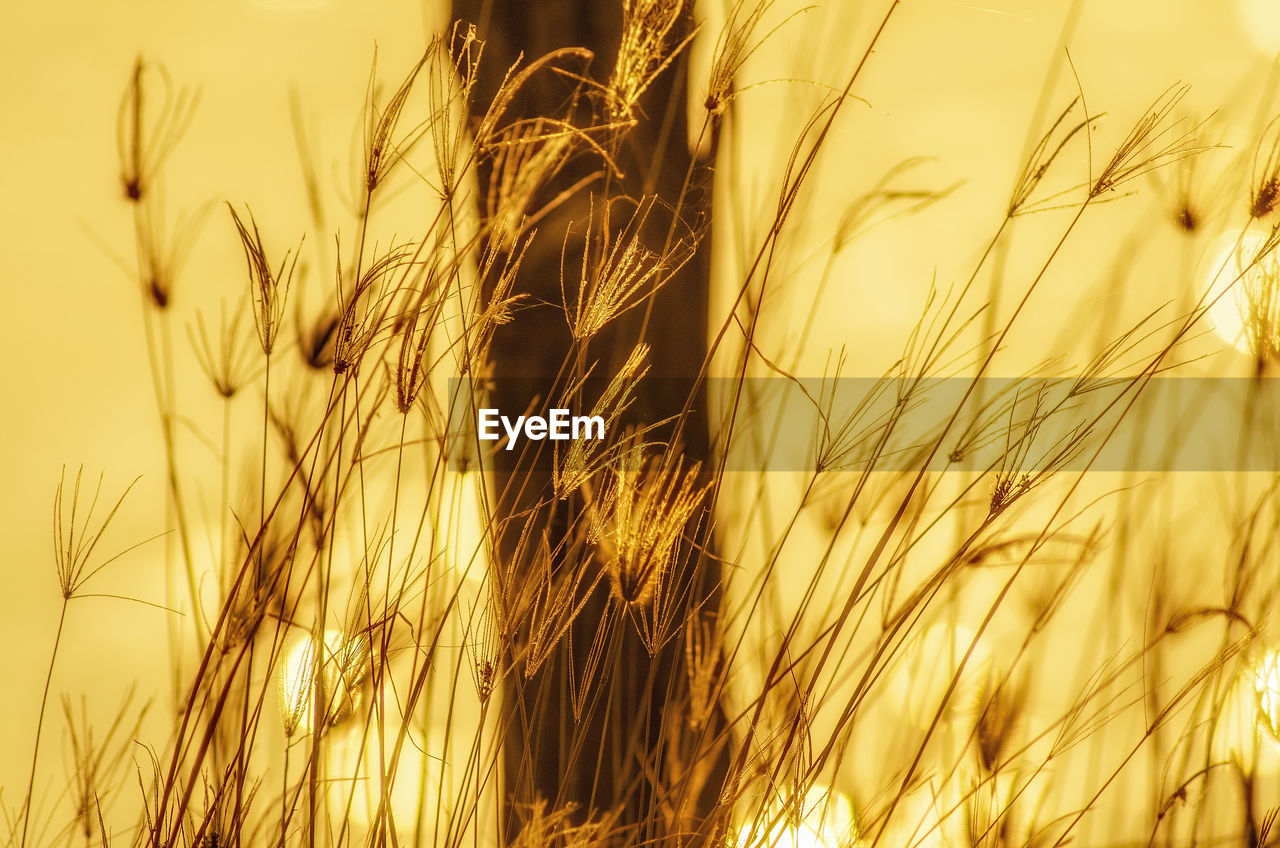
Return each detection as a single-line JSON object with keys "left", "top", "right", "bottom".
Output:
{"left": 447, "top": 0, "right": 724, "bottom": 841}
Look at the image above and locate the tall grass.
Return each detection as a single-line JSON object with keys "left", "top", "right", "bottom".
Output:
{"left": 9, "top": 2, "right": 1280, "bottom": 848}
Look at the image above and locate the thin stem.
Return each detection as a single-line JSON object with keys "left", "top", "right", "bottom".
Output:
{"left": 20, "top": 599, "right": 69, "bottom": 848}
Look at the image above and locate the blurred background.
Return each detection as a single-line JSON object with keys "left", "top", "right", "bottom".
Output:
{"left": 5, "top": 0, "right": 1280, "bottom": 843}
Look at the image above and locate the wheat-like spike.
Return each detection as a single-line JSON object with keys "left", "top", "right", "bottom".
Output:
{"left": 555, "top": 343, "right": 653, "bottom": 498}
{"left": 608, "top": 0, "right": 692, "bottom": 122}
{"left": 592, "top": 451, "right": 708, "bottom": 611}
{"left": 567, "top": 196, "right": 695, "bottom": 341}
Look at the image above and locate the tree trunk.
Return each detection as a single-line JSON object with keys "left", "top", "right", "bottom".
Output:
{"left": 448, "top": 0, "right": 725, "bottom": 841}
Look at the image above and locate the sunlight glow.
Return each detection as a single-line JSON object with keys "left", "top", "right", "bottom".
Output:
{"left": 734, "top": 786, "right": 858, "bottom": 848}
{"left": 328, "top": 716, "right": 437, "bottom": 833}
{"left": 1212, "top": 647, "right": 1280, "bottom": 775}
{"left": 1255, "top": 648, "right": 1280, "bottom": 741}
{"left": 277, "top": 628, "right": 366, "bottom": 735}
{"left": 1204, "top": 231, "right": 1279, "bottom": 357}
{"left": 887, "top": 622, "right": 991, "bottom": 728}
{"left": 1237, "top": 0, "right": 1280, "bottom": 54}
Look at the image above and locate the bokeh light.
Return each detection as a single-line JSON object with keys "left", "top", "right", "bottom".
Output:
{"left": 1237, "top": 0, "right": 1280, "bottom": 54}
{"left": 278, "top": 628, "right": 366, "bottom": 735}
{"left": 1204, "top": 230, "right": 1280, "bottom": 358}
{"left": 735, "top": 785, "right": 858, "bottom": 848}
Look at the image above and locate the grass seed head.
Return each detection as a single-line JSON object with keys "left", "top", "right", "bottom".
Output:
{"left": 117, "top": 56, "right": 199, "bottom": 204}
{"left": 276, "top": 630, "right": 369, "bottom": 736}
{"left": 591, "top": 451, "right": 708, "bottom": 607}
{"left": 555, "top": 343, "right": 652, "bottom": 498}
{"left": 189, "top": 296, "right": 256, "bottom": 398}
{"left": 226, "top": 203, "right": 302, "bottom": 356}
{"left": 567, "top": 196, "right": 695, "bottom": 341}
{"left": 1090, "top": 84, "right": 1213, "bottom": 200}
{"left": 609, "top": 0, "right": 691, "bottom": 123}
{"left": 52, "top": 467, "right": 141, "bottom": 600}
{"left": 1251, "top": 117, "right": 1280, "bottom": 219}
{"left": 363, "top": 45, "right": 433, "bottom": 194}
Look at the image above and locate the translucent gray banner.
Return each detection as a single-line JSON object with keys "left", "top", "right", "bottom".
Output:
{"left": 445, "top": 377, "right": 1280, "bottom": 472}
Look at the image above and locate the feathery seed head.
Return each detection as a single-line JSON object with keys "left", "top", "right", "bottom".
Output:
{"left": 608, "top": 0, "right": 691, "bottom": 123}
{"left": 1251, "top": 117, "right": 1280, "bottom": 219}
{"left": 189, "top": 296, "right": 256, "bottom": 398}
{"left": 554, "top": 343, "right": 652, "bottom": 498}
{"left": 331, "top": 241, "right": 414, "bottom": 375}
{"left": 590, "top": 451, "right": 708, "bottom": 607}
{"left": 277, "top": 629, "right": 368, "bottom": 736}
{"left": 226, "top": 203, "right": 302, "bottom": 356}
{"left": 484, "top": 119, "right": 575, "bottom": 251}
{"left": 1090, "top": 84, "right": 1213, "bottom": 201}
{"left": 685, "top": 614, "right": 722, "bottom": 731}
{"left": 52, "top": 467, "right": 141, "bottom": 600}
{"left": 975, "top": 673, "right": 1027, "bottom": 774}
{"left": 363, "top": 46, "right": 433, "bottom": 194}
{"left": 117, "top": 56, "right": 199, "bottom": 204}
{"left": 1007, "top": 97, "right": 1094, "bottom": 216}
{"left": 567, "top": 196, "right": 695, "bottom": 341}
